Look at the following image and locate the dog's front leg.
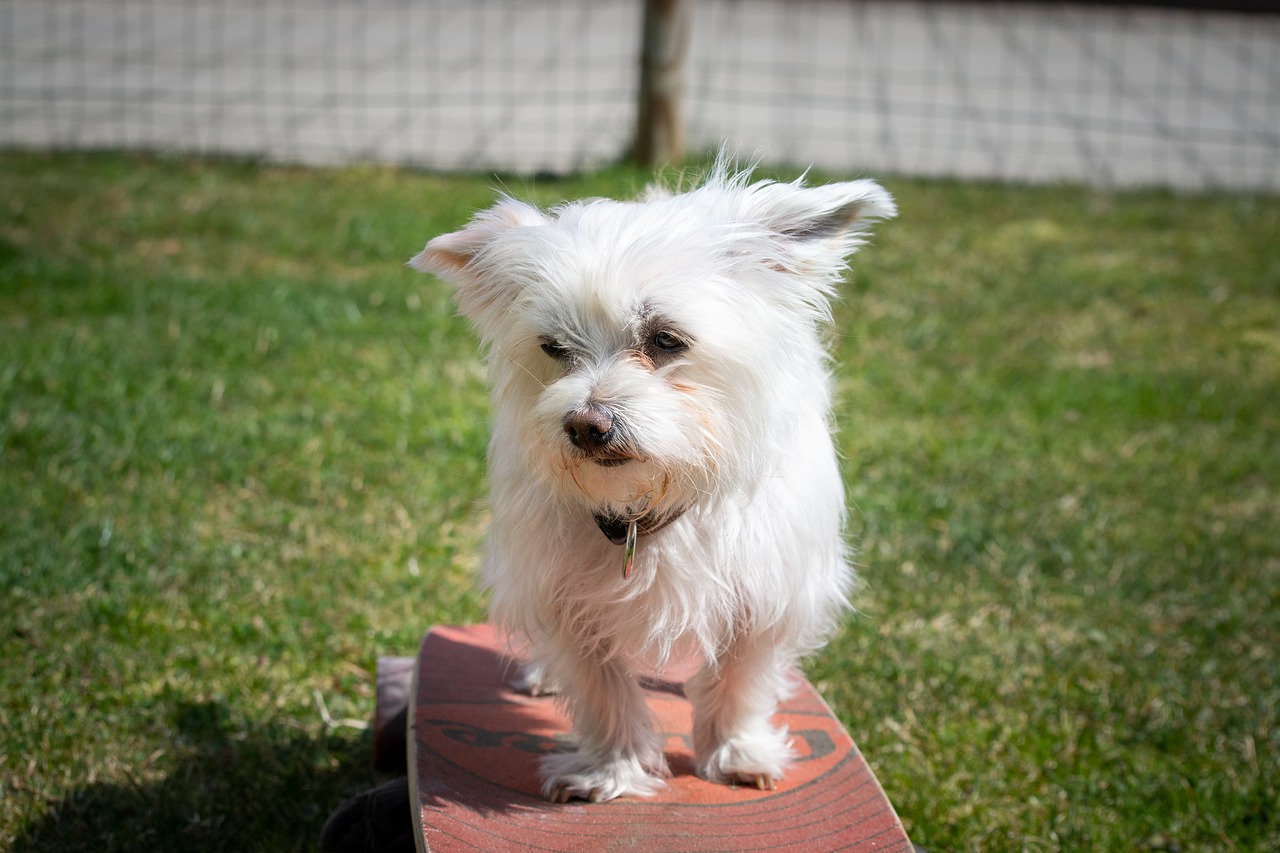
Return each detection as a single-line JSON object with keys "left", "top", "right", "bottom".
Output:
{"left": 687, "top": 632, "right": 797, "bottom": 790}
{"left": 539, "top": 649, "right": 668, "bottom": 803}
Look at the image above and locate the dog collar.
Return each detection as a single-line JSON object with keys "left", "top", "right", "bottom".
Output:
{"left": 592, "top": 506, "right": 688, "bottom": 579}
{"left": 592, "top": 506, "right": 687, "bottom": 545}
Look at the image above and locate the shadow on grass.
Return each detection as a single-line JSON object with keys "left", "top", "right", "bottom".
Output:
{"left": 12, "top": 699, "right": 388, "bottom": 853}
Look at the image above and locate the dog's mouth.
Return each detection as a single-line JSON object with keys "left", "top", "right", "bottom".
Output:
{"left": 566, "top": 444, "right": 641, "bottom": 468}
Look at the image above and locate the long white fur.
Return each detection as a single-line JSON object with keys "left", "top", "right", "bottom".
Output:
{"left": 410, "top": 156, "right": 895, "bottom": 801}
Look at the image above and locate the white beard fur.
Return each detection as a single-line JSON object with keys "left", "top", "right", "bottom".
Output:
{"left": 410, "top": 153, "right": 896, "bottom": 802}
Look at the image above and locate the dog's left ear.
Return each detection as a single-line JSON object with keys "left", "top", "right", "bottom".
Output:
{"left": 752, "top": 179, "right": 897, "bottom": 264}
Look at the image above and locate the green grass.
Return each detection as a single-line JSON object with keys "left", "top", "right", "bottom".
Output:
{"left": 1, "top": 151, "right": 1277, "bottom": 852}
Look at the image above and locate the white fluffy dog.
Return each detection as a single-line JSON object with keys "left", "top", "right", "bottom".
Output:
{"left": 410, "top": 158, "right": 895, "bottom": 803}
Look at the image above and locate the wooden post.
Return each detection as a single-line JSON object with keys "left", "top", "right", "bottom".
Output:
{"left": 634, "top": 0, "right": 688, "bottom": 168}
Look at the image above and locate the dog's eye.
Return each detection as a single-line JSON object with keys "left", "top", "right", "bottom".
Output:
{"left": 540, "top": 338, "right": 571, "bottom": 360}
{"left": 651, "top": 331, "right": 686, "bottom": 354}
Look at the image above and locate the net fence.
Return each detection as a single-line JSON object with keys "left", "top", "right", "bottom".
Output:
{"left": 2, "top": 0, "right": 1277, "bottom": 189}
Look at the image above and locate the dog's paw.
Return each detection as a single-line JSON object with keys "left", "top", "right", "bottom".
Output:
{"left": 509, "top": 663, "right": 558, "bottom": 697}
{"left": 696, "top": 727, "right": 794, "bottom": 791}
{"left": 726, "top": 770, "right": 778, "bottom": 791}
{"left": 540, "top": 751, "right": 668, "bottom": 803}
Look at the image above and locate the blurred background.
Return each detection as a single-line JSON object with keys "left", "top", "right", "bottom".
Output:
{"left": 2, "top": 0, "right": 1277, "bottom": 190}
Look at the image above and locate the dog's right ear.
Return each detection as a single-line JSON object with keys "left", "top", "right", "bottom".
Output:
{"left": 408, "top": 197, "right": 548, "bottom": 325}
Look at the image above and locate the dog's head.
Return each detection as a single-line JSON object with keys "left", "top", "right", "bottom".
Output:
{"left": 411, "top": 161, "right": 895, "bottom": 528}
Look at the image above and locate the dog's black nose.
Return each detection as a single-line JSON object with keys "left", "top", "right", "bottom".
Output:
{"left": 563, "top": 404, "right": 615, "bottom": 450}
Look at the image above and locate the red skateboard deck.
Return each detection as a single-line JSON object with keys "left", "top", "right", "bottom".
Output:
{"left": 407, "top": 624, "right": 912, "bottom": 852}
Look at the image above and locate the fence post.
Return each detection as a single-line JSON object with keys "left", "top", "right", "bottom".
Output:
{"left": 634, "top": 0, "right": 688, "bottom": 168}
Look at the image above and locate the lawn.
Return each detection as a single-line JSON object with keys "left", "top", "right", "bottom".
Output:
{"left": 0, "top": 151, "right": 1276, "bottom": 852}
